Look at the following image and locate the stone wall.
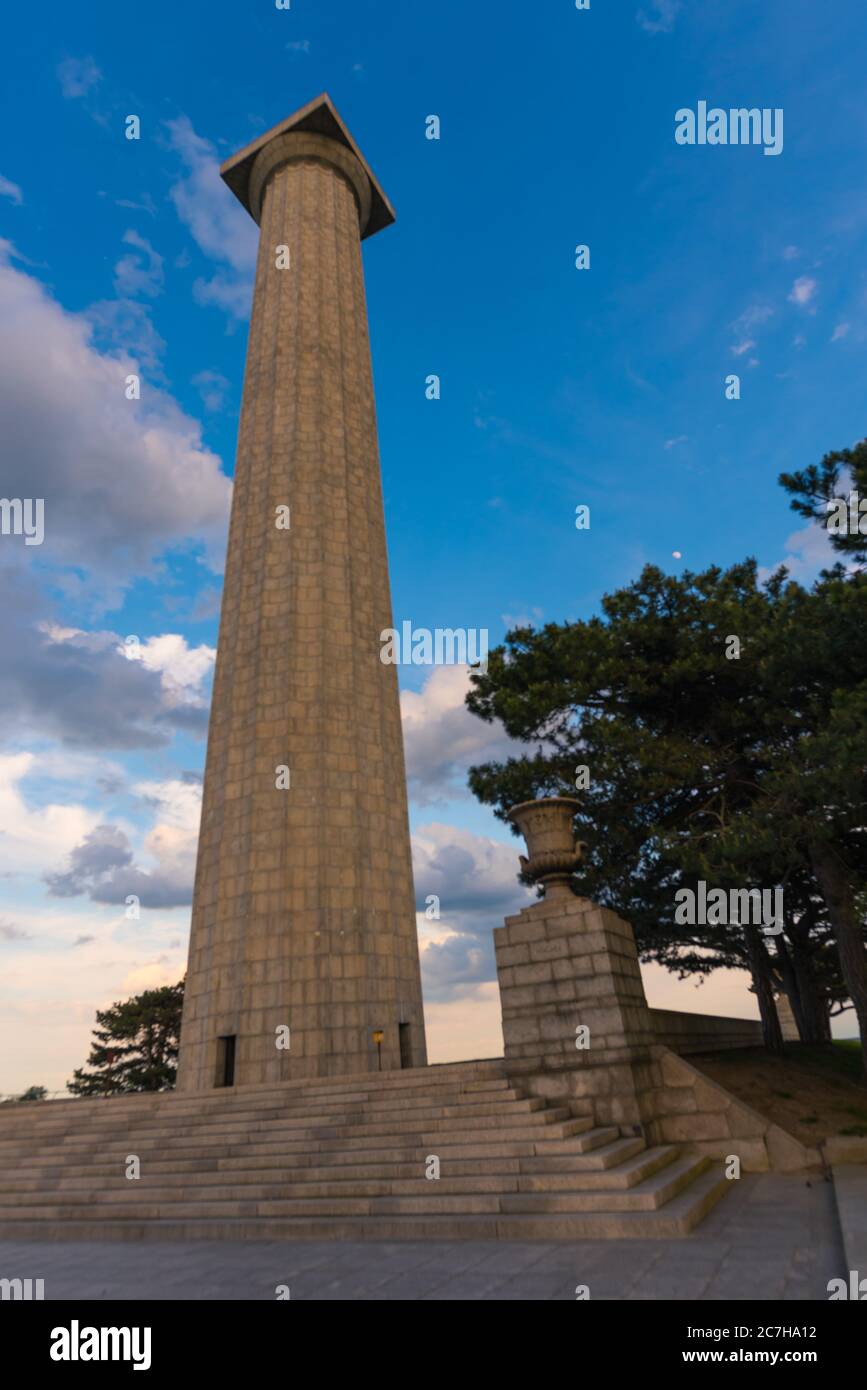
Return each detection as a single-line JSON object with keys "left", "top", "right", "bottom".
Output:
{"left": 646, "top": 1047, "right": 820, "bottom": 1172}
{"left": 494, "top": 885, "right": 818, "bottom": 1171}
{"left": 650, "top": 1008, "right": 764, "bottom": 1054}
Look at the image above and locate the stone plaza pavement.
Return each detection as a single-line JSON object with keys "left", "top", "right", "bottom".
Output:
{"left": 0, "top": 1174, "right": 848, "bottom": 1300}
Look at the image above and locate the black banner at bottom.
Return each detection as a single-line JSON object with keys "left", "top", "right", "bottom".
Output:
{"left": 3, "top": 1298, "right": 863, "bottom": 1376}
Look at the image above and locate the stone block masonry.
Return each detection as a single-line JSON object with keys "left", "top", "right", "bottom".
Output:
{"left": 495, "top": 895, "right": 658, "bottom": 1131}
{"left": 494, "top": 893, "right": 820, "bottom": 1171}
{"left": 177, "top": 96, "right": 427, "bottom": 1090}
{"left": 493, "top": 797, "right": 818, "bottom": 1170}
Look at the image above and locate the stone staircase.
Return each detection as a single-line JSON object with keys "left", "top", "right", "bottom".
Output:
{"left": 0, "top": 1060, "right": 728, "bottom": 1241}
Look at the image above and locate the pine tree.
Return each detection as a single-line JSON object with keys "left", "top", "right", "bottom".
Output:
{"left": 779, "top": 437, "right": 867, "bottom": 566}
{"left": 466, "top": 555, "right": 865, "bottom": 1069}
{"left": 67, "top": 981, "right": 185, "bottom": 1095}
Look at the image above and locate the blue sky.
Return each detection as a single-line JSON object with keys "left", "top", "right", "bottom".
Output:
{"left": 0, "top": 0, "right": 864, "bottom": 1091}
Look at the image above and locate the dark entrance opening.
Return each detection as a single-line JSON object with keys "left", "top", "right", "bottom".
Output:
{"left": 399, "top": 1023, "right": 413, "bottom": 1070}
{"left": 216, "top": 1035, "right": 236, "bottom": 1088}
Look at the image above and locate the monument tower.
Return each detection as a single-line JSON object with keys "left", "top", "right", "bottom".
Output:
{"left": 177, "top": 95, "right": 427, "bottom": 1090}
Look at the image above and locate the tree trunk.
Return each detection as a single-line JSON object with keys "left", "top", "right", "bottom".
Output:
{"left": 772, "top": 934, "right": 806, "bottom": 1039}
{"left": 809, "top": 839, "right": 867, "bottom": 1083}
{"left": 776, "top": 927, "right": 833, "bottom": 1044}
{"left": 789, "top": 935, "right": 833, "bottom": 1045}
{"left": 745, "top": 928, "right": 785, "bottom": 1054}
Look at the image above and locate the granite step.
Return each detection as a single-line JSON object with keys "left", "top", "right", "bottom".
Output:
{"left": 0, "top": 1104, "right": 580, "bottom": 1154}
{"left": 0, "top": 1089, "right": 527, "bottom": 1136}
{"left": 0, "top": 1166, "right": 729, "bottom": 1241}
{"left": 0, "top": 1154, "right": 534, "bottom": 1187}
{"left": 0, "top": 1064, "right": 510, "bottom": 1123}
{"left": 0, "top": 1136, "right": 581, "bottom": 1174}
{"left": 499, "top": 1155, "right": 710, "bottom": 1213}
{"left": 0, "top": 1057, "right": 730, "bottom": 1242}
{"left": 0, "top": 1157, "right": 708, "bottom": 1218}
{"left": 514, "top": 1145, "right": 678, "bottom": 1190}
{"left": 518, "top": 1136, "right": 646, "bottom": 1171}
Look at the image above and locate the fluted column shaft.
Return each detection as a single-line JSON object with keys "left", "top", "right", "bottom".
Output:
{"left": 177, "top": 137, "right": 427, "bottom": 1089}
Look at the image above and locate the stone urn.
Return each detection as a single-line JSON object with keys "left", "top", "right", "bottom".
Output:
{"left": 507, "top": 797, "right": 586, "bottom": 898}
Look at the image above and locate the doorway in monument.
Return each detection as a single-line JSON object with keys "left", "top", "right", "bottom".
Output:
{"left": 215, "top": 1035, "right": 236, "bottom": 1088}
{"left": 399, "top": 1023, "right": 413, "bottom": 1069}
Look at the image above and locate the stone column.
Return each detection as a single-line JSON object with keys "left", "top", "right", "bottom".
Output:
{"left": 177, "top": 97, "right": 427, "bottom": 1089}
{"left": 494, "top": 799, "right": 657, "bottom": 1130}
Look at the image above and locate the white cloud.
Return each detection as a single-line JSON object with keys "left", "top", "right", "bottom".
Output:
{"left": 664, "top": 435, "right": 688, "bottom": 450}
{"left": 133, "top": 777, "right": 202, "bottom": 832}
{"left": 736, "top": 304, "right": 774, "bottom": 329}
{"left": 637, "top": 0, "right": 681, "bottom": 33}
{"left": 192, "top": 273, "right": 252, "bottom": 319}
{"left": 0, "top": 243, "right": 231, "bottom": 600}
{"left": 57, "top": 56, "right": 101, "bottom": 100}
{"left": 758, "top": 520, "right": 838, "bottom": 586}
{"left": 789, "top": 276, "right": 817, "bottom": 307}
{"left": 0, "top": 610, "right": 211, "bottom": 751}
{"left": 192, "top": 369, "right": 230, "bottom": 412}
{"left": 400, "top": 666, "right": 519, "bottom": 805}
{"left": 831, "top": 323, "right": 850, "bottom": 342}
{"left": 113, "top": 229, "right": 164, "bottom": 299}
{"left": 122, "top": 633, "right": 215, "bottom": 710}
{"left": 84, "top": 296, "right": 166, "bottom": 376}
{"left": 413, "top": 821, "right": 532, "bottom": 1002}
{"left": 0, "top": 754, "right": 99, "bottom": 874}
{"left": 166, "top": 116, "right": 257, "bottom": 320}
{"left": 0, "top": 175, "right": 22, "bottom": 206}
{"left": 115, "top": 192, "right": 157, "bottom": 218}
{"left": 729, "top": 304, "right": 773, "bottom": 356}
{"left": 131, "top": 777, "right": 202, "bottom": 903}
{"left": 44, "top": 777, "right": 202, "bottom": 910}
{"left": 501, "top": 606, "right": 543, "bottom": 629}
{"left": 413, "top": 821, "right": 526, "bottom": 915}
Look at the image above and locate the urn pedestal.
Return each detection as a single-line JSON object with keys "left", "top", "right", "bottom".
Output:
{"left": 495, "top": 798, "right": 657, "bottom": 1131}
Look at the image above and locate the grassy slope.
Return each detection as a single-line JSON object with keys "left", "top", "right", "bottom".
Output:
{"left": 691, "top": 1041, "right": 867, "bottom": 1144}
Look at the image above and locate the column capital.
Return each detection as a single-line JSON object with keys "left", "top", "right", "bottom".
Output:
{"left": 220, "top": 92, "right": 395, "bottom": 239}
{"left": 249, "top": 131, "right": 372, "bottom": 233}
